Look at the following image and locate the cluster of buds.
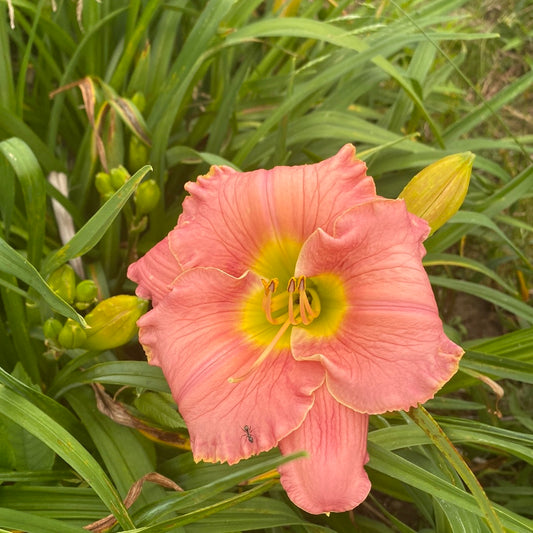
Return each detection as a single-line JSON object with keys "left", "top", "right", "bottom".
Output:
{"left": 45, "top": 265, "right": 147, "bottom": 351}
{"left": 47, "top": 265, "right": 98, "bottom": 310}
{"left": 95, "top": 165, "right": 131, "bottom": 202}
{"left": 95, "top": 165, "right": 160, "bottom": 219}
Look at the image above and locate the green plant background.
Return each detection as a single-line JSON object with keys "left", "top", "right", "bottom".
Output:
{"left": 0, "top": 0, "right": 532, "bottom": 532}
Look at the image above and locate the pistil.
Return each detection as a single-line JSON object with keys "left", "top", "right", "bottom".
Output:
{"left": 229, "top": 317, "right": 292, "bottom": 383}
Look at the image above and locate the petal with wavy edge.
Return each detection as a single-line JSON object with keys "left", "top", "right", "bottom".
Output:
{"left": 278, "top": 384, "right": 371, "bottom": 514}
{"left": 137, "top": 267, "right": 325, "bottom": 464}
{"left": 127, "top": 236, "right": 182, "bottom": 306}
{"left": 292, "top": 199, "right": 463, "bottom": 414}
{"left": 168, "top": 144, "right": 375, "bottom": 278}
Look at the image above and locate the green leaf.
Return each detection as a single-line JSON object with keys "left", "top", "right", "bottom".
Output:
{"left": 427, "top": 164, "right": 533, "bottom": 252}
{"left": 167, "top": 497, "right": 327, "bottom": 533}
{"left": 148, "top": 0, "right": 238, "bottom": 182}
{"left": 0, "top": 137, "right": 46, "bottom": 269}
{"left": 0, "top": 365, "right": 86, "bottom": 442}
{"left": 128, "top": 480, "right": 279, "bottom": 532}
{"left": 443, "top": 70, "right": 533, "bottom": 143}
{"left": 440, "top": 211, "right": 531, "bottom": 267}
{"left": 423, "top": 252, "right": 518, "bottom": 296}
{"left": 134, "top": 450, "right": 305, "bottom": 527}
{"left": 0, "top": 414, "right": 55, "bottom": 471}
{"left": 429, "top": 275, "right": 533, "bottom": 324}
{"left": 409, "top": 406, "right": 504, "bottom": 533}
{"left": 50, "top": 361, "right": 170, "bottom": 399}
{"left": 0, "top": 237, "right": 85, "bottom": 325}
{"left": 0, "top": 508, "right": 84, "bottom": 533}
{"left": 109, "top": 0, "right": 164, "bottom": 89}
{"left": 134, "top": 391, "right": 187, "bottom": 430}
{"left": 0, "top": 364, "right": 55, "bottom": 471}
{"left": 0, "top": 385, "right": 134, "bottom": 530}
{"left": 461, "top": 351, "right": 533, "bottom": 385}
{"left": 0, "top": 105, "right": 64, "bottom": 174}
{"left": 0, "top": 155, "right": 15, "bottom": 235}
{"left": 366, "top": 442, "right": 532, "bottom": 532}
{"left": 66, "top": 386, "right": 166, "bottom": 507}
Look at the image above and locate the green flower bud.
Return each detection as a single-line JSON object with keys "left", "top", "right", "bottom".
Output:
{"left": 128, "top": 135, "right": 149, "bottom": 173}
{"left": 134, "top": 179, "right": 161, "bottom": 215}
{"left": 95, "top": 172, "right": 114, "bottom": 196}
{"left": 43, "top": 318, "right": 63, "bottom": 341}
{"left": 102, "top": 191, "right": 114, "bottom": 203}
{"left": 58, "top": 318, "right": 87, "bottom": 349}
{"left": 75, "top": 280, "right": 98, "bottom": 310}
{"left": 109, "top": 165, "right": 130, "bottom": 190}
{"left": 48, "top": 264, "right": 76, "bottom": 304}
{"left": 399, "top": 152, "right": 474, "bottom": 235}
{"left": 82, "top": 295, "right": 148, "bottom": 351}
{"left": 75, "top": 280, "right": 98, "bottom": 303}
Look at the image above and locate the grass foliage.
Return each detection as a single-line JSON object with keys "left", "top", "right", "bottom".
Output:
{"left": 0, "top": 0, "right": 532, "bottom": 531}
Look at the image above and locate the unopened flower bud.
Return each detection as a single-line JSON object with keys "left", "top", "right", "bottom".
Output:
{"left": 95, "top": 172, "right": 114, "bottom": 196}
{"left": 43, "top": 318, "right": 63, "bottom": 341}
{"left": 76, "top": 280, "right": 98, "bottom": 303}
{"left": 82, "top": 295, "right": 148, "bottom": 351}
{"left": 102, "top": 191, "right": 114, "bottom": 202}
{"left": 399, "top": 152, "right": 474, "bottom": 235}
{"left": 109, "top": 165, "right": 130, "bottom": 190}
{"left": 134, "top": 179, "right": 161, "bottom": 215}
{"left": 58, "top": 318, "right": 87, "bottom": 349}
{"left": 128, "top": 136, "right": 149, "bottom": 173}
{"left": 75, "top": 280, "right": 98, "bottom": 310}
{"left": 48, "top": 264, "right": 76, "bottom": 304}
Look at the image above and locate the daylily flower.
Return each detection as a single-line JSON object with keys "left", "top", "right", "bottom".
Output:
{"left": 127, "top": 144, "right": 463, "bottom": 514}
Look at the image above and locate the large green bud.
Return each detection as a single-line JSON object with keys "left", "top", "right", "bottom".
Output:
{"left": 399, "top": 152, "right": 474, "bottom": 235}
{"left": 82, "top": 295, "right": 148, "bottom": 351}
{"left": 48, "top": 264, "right": 77, "bottom": 304}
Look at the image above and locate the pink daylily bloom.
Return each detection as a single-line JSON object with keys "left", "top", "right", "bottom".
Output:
{"left": 128, "top": 144, "right": 463, "bottom": 515}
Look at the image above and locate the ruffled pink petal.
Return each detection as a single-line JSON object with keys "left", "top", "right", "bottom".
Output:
{"left": 292, "top": 199, "right": 463, "bottom": 414}
{"left": 168, "top": 144, "right": 376, "bottom": 277}
{"left": 278, "top": 383, "right": 371, "bottom": 515}
{"left": 127, "top": 236, "right": 182, "bottom": 306}
{"left": 137, "top": 267, "right": 325, "bottom": 464}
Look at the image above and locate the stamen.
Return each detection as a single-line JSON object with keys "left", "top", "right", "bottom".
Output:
{"left": 307, "top": 287, "right": 320, "bottom": 313}
{"left": 261, "top": 278, "right": 278, "bottom": 324}
{"left": 297, "top": 276, "right": 311, "bottom": 325}
{"left": 229, "top": 317, "right": 292, "bottom": 383}
{"left": 287, "top": 277, "right": 298, "bottom": 325}
{"left": 302, "top": 294, "right": 317, "bottom": 322}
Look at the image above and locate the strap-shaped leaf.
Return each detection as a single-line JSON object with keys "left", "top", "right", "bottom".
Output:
{"left": 0, "top": 384, "right": 134, "bottom": 530}
{"left": 0, "top": 137, "right": 46, "bottom": 269}
{"left": 409, "top": 406, "right": 504, "bottom": 533}
{"left": 0, "top": 237, "right": 85, "bottom": 325}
